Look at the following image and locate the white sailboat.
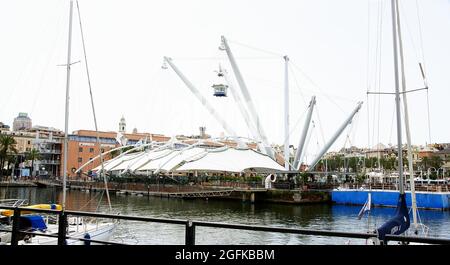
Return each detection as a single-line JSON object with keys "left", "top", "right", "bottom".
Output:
{"left": 15, "top": 0, "right": 116, "bottom": 245}
{"left": 360, "top": 0, "right": 430, "bottom": 242}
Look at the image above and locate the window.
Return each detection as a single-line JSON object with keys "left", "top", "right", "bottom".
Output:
{"left": 27, "top": 140, "right": 31, "bottom": 144}
{"left": 89, "top": 148, "right": 94, "bottom": 153}
{"left": 79, "top": 147, "right": 83, "bottom": 152}
{"left": 89, "top": 158, "right": 93, "bottom": 163}
{"left": 78, "top": 157, "right": 82, "bottom": 163}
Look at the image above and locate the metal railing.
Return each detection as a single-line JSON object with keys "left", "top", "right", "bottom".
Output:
{"left": 1, "top": 205, "right": 450, "bottom": 245}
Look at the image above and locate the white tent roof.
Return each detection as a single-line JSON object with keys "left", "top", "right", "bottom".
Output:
{"left": 94, "top": 146, "right": 285, "bottom": 174}
{"left": 136, "top": 147, "right": 207, "bottom": 172}
{"left": 176, "top": 148, "right": 285, "bottom": 172}
{"left": 126, "top": 148, "right": 175, "bottom": 171}
{"left": 93, "top": 152, "right": 142, "bottom": 171}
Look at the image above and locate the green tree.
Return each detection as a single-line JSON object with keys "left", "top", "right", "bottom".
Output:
{"left": 429, "top": 155, "right": 443, "bottom": 169}
{"left": 0, "top": 134, "right": 17, "bottom": 179}
{"left": 26, "top": 148, "right": 41, "bottom": 177}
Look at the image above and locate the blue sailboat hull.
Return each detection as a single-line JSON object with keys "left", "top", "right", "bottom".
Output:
{"left": 332, "top": 189, "right": 450, "bottom": 210}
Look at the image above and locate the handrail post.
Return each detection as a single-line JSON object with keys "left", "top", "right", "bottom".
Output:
{"left": 185, "top": 220, "right": 196, "bottom": 245}
{"left": 10, "top": 207, "right": 21, "bottom": 246}
{"left": 58, "top": 211, "right": 67, "bottom": 245}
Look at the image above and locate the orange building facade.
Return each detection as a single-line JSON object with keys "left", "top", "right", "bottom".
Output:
{"left": 61, "top": 130, "right": 170, "bottom": 179}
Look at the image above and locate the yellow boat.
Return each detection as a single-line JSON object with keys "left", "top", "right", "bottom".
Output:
{"left": 0, "top": 204, "right": 62, "bottom": 217}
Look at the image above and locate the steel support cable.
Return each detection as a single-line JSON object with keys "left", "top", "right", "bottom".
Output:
{"left": 170, "top": 56, "right": 278, "bottom": 61}
{"left": 77, "top": 189, "right": 103, "bottom": 211}
{"left": 289, "top": 61, "right": 349, "bottom": 114}
{"left": 425, "top": 90, "right": 432, "bottom": 144}
{"left": 282, "top": 65, "right": 310, "bottom": 146}
{"left": 313, "top": 106, "right": 326, "bottom": 148}
{"left": 30, "top": 7, "right": 67, "bottom": 116}
{"left": 398, "top": 0, "right": 432, "bottom": 146}
{"left": 397, "top": 1, "right": 422, "bottom": 69}
{"left": 388, "top": 104, "right": 396, "bottom": 145}
{"left": 415, "top": 0, "right": 427, "bottom": 77}
{"left": 289, "top": 64, "right": 307, "bottom": 106}
{"left": 366, "top": 0, "right": 372, "bottom": 150}
{"left": 413, "top": 0, "right": 431, "bottom": 144}
{"left": 227, "top": 39, "right": 283, "bottom": 58}
{"left": 76, "top": 0, "right": 111, "bottom": 212}
{"left": 345, "top": 109, "right": 361, "bottom": 150}
{"left": 369, "top": 0, "right": 383, "bottom": 150}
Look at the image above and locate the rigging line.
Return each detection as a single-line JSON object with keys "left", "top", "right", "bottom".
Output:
{"left": 388, "top": 104, "right": 396, "bottom": 146}
{"left": 415, "top": 0, "right": 427, "bottom": 75}
{"left": 376, "top": 0, "right": 384, "bottom": 163}
{"left": 366, "top": 0, "right": 371, "bottom": 93}
{"left": 76, "top": 0, "right": 111, "bottom": 212}
{"left": 370, "top": 0, "right": 383, "bottom": 148}
{"left": 313, "top": 106, "right": 326, "bottom": 148}
{"left": 398, "top": 0, "right": 422, "bottom": 68}
{"left": 145, "top": 65, "right": 168, "bottom": 130}
{"left": 375, "top": 0, "right": 384, "bottom": 153}
{"left": 426, "top": 89, "right": 432, "bottom": 144}
{"left": 349, "top": 109, "right": 361, "bottom": 149}
{"left": 227, "top": 39, "right": 283, "bottom": 58}
{"left": 281, "top": 107, "right": 309, "bottom": 151}
{"left": 288, "top": 64, "right": 307, "bottom": 106}
{"left": 30, "top": 5, "right": 67, "bottom": 116}
{"left": 171, "top": 56, "right": 278, "bottom": 61}
{"left": 289, "top": 61, "right": 348, "bottom": 113}
{"left": 372, "top": 0, "right": 381, "bottom": 96}
{"left": 0, "top": 53, "right": 34, "bottom": 116}
{"left": 78, "top": 189, "right": 103, "bottom": 211}
{"left": 367, "top": 92, "right": 371, "bottom": 150}
{"left": 96, "top": 189, "right": 105, "bottom": 212}
{"left": 367, "top": 87, "right": 428, "bottom": 94}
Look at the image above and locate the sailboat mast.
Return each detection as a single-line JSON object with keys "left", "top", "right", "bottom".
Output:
{"left": 284, "top": 56, "right": 290, "bottom": 170}
{"left": 395, "top": 0, "right": 418, "bottom": 230}
{"left": 62, "top": 0, "right": 74, "bottom": 210}
{"left": 391, "top": 0, "right": 404, "bottom": 194}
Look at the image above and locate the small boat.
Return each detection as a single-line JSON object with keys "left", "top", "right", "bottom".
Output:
{"left": 17, "top": 215, "right": 116, "bottom": 245}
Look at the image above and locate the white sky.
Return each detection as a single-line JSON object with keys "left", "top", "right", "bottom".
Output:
{"left": 0, "top": 0, "right": 449, "bottom": 156}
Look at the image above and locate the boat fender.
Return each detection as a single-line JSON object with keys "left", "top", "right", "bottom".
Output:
{"left": 84, "top": 233, "right": 91, "bottom": 246}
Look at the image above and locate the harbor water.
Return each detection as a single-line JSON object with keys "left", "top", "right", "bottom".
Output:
{"left": 1, "top": 187, "right": 450, "bottom": 245}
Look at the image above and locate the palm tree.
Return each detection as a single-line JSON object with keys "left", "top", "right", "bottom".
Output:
{"left": 0, "top": 134, "right": 18, "bottom": 179}
{"left": 26, "top": 148, "right": 41, "bottom": 177}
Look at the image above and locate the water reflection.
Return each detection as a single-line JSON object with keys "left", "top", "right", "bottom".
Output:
{"left": 1, "top": 187, "right": 449, "bottom": 244}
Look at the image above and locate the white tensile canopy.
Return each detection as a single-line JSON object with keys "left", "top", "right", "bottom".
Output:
{"left": 94, "top": 152, "right": 142, "bottom": 171}
{"left": 176, "top": 148, "right": 285, "bottom": 172}
{"left": 93, "top": 146, "right": 285, "bottom": 174}
{"left": 136, "top": 147, "right": 207, "bottom": 172}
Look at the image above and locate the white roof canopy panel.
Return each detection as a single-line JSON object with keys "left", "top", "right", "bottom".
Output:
{"left": 136, "top": 147, "right": 207, "bottom": 172}
{"left": 94, "top": 152, "right": 142, "bottom": 171}
{"left": 95, "top": 146, "right": 285, "bottom": 174}
{"left": 176, "top": 148, "right": 285, "bottom": 173}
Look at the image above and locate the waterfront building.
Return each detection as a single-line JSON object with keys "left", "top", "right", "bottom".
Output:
{"left": 30, "top": 126, "right": 64, "bottom": 178}
{"left": 435, "top": 148, "right": 450, "bottom": 162}
{"left": 0, "top": 122, "right": 10, "bottom": 132}
{"left": 365, "top": 143, "right": 390, "bottom": 159}
{"left": 0, "top": 126, "right": 63, "bottom": 178}
{"left": 12, "top": 112, "right": 32, "bottom": 131}
{"left": 418, "top": 145, "right": 439, "bottom": 159}
{"left": 62, "top": 129, "right": 170, "bottom": 179}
